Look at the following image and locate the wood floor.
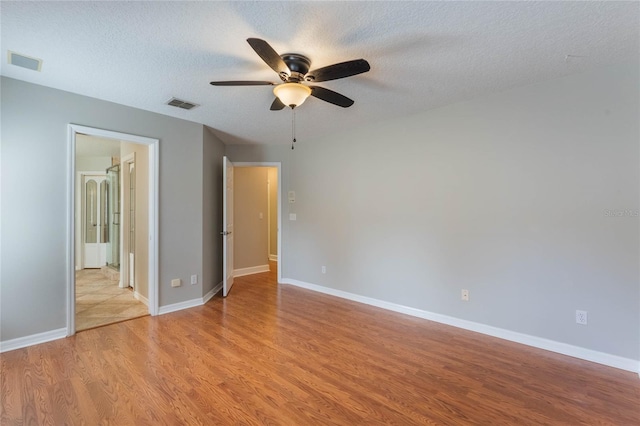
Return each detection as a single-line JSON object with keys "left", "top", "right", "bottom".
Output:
{"left": 75, "top": 269, "right": 148, "bottom": 331}
{"left": 2, "top": 263, "right": 639, "bottom": 425}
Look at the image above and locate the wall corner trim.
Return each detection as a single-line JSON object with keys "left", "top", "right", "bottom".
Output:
{"left": 280, "top": 278, "right": 640, "bottom": 375}
{"left": 0, "top": 328, "right": 67, "bottom": 353}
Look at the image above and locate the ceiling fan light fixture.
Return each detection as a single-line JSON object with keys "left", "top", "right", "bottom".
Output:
{"left": 273, "top": 82, "right": 311, "bottom": 108}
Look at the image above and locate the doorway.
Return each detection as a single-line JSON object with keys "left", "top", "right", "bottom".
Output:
{"left": 67, "top": 124, "right": 159, "bottom": 335}
{"left": 229, "top": 163, "right": 282, "bottom": 285}
{"left": 74, "top": 137, "right": 146, "bottom": 330}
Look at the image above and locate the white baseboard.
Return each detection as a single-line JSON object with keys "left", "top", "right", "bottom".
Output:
{"left": 158, "top": 281, "right": 224, "bottom": 315}
{"left": 281, "top": 278, "right": 640, "bottom": 375}
{"left": 0, "top": 328, "right": 67, "bottom": 353}
{"left": 158, "top": 298, "right": 204, "bottom": 315}
{"left": 134, "top": 291, "right": 149, "bottom": 306}
{"left": 234, "top": 264, "right": 269, "bottom": 277}
{"left": 269, "top": 254, "right": 278, "bottom": 262}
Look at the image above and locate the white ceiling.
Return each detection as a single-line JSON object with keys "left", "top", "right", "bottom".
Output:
{"left": 1, "top": 1, "right": 638, "bottom": 146}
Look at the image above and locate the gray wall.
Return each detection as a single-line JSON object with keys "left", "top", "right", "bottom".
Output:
{"left": 1, "top": 77, "right": 208, "bottom": 341}
{"left": 227, "top": 63, "right": 639, "bottom": 360}
{"left": 202, "top": 126, "right": 226, "bottom": 295}
{"left": 3, "top": 62, "right": 637, "bottom": 361}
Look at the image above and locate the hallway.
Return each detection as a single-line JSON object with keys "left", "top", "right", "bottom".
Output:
{"left": 75, "top": 269, "right": 148, "bottom": 331}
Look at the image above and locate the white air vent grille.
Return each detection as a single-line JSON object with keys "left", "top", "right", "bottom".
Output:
{"left": 166, "top": 98, "right": 199, "bottom": 110}
{"left": 8, "top": 51, "right": 42, "bottom": 71}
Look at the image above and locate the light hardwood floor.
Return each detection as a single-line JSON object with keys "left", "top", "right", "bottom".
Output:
{"left": 75, "top": 269, "right": 148, "bottom": 331}
{"left": 2, "top": 263, "right": 639, "bottom": 424}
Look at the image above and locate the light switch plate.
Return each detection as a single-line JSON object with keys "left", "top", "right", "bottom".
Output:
{"left": 289, "top": 213, "right": 297, "bottom": 221}
{"left": 171, "top": 279, "right": 181, "bottom": 288}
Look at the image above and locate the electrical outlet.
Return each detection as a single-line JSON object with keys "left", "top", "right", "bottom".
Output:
{"left": 171, "top": 279, "right": 181, "bottom": 288}
{"left": 461, "top": 289, "right": 469, "bottom": 301}
{"left": 576, "top": 310, "right": 588, "bottom": 325}
{"left": 321, "top": 266, "right": 326, "bottom": 274}
{"left": 190, "top": 274, "right": 198, "bottom": 285}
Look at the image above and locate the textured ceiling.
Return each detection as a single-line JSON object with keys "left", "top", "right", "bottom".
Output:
{"left": 1, "top": 1, "right": 638, "bottom": 145}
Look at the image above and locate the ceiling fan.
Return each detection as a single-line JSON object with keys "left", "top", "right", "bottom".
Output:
{"left": 210, "top": 38, "right": 370, "bottom": 110}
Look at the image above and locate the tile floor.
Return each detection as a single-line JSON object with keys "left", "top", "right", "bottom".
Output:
{"left": 75, "top": 269, "right": 149, "bottom": 331}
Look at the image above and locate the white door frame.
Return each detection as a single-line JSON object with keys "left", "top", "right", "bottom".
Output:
{"left": 67, "top": 124, "right": 160, "bottom": 336}
{"left": 233, "top": 162, "right": 283, "bottom": 285}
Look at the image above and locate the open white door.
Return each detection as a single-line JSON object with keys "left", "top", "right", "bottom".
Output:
{"left": 222, "top": 156, "right": 234, "bottom": 297}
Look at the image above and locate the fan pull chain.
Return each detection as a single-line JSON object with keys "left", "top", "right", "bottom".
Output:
{"left": 291, "top": 107, "right": 297, "bottom": 150}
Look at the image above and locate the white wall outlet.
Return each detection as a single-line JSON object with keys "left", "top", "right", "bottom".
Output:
{"left": 171, "top": 278, "right": 182, "bottom": 288}
{"left": 321, "top": 266, "right": 326, "bottom": 274}
{"left": 289, "top": 213, "right": 297, "bottom": 221}
{"left": 576, "top": 310, "right": 588, "bottom": 325}
{"left": 461, "top": 289, "right": 469, "bottom": 301}
{"left": 190, "top": 274, "right": 198, "bottom": 285}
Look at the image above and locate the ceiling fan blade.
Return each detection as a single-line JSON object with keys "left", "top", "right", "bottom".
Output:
{"left": 247, "top": 38, "right": 291, "bottom": 79}
{"left": 210, "top": 81, "right": 275, "bottom": 86}
{"left": 270, "top": 97, "right": 286, "bottom": 110}
{"left": 310, "top": 86, "right": 354, "bottom": 108}
{"left": 306, "top": 59, "right": 370, "bottom": 82}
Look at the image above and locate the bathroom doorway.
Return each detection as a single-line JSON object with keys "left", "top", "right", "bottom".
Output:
{"left": 74, "top": 136, "right": 147, "bottom": 331}
{"left": 68, "top": 124, "right": 159, "bottom": 335}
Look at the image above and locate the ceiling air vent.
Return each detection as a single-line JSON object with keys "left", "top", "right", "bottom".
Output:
{"left": 166, "top": 97, "right": 199, "bottom": 110}
{"left": 8, "top": 51, "right": 43, "bottom": 72}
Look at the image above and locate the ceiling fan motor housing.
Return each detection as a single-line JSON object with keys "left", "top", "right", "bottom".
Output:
{"left": 281, "top": 54, "right": 311, "bottom": 81}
